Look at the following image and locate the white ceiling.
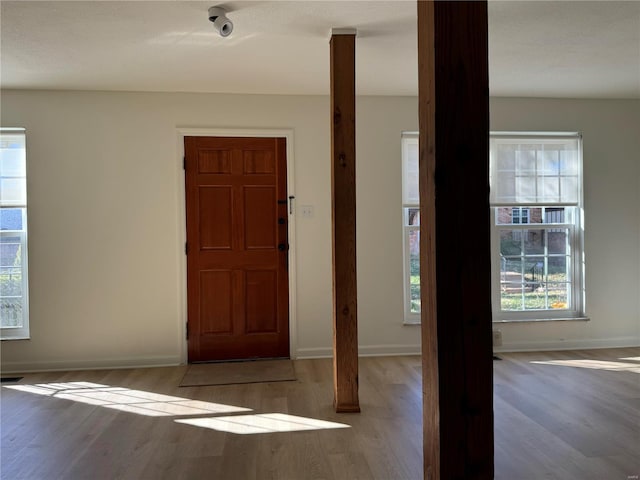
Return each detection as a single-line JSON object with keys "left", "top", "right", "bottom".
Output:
{"left": 1, "top": 0, "right": 639, "bottom": 98}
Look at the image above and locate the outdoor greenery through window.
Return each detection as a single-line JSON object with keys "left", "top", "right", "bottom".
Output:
{"left": 402, "top": 133, "right": 420, "bottom": 324}
{"left": 490, "top": 133, "right": 585, "bottom": 321}
{"left": 1, "top": 128, "right": 29, "bottom": 339}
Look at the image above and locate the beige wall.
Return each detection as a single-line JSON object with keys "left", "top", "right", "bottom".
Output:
{"left": 0, "top": 91, "right": 638, "bottom": 371}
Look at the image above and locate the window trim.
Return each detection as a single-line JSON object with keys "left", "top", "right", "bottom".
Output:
{"left": 1, "top": 128, "right": 30, "bottom": 340}
{"left": 490, "top": 132, "right": 586, "bottom": 323}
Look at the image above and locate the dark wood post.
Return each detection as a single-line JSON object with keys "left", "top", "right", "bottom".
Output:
{"left": 330, "top": 29, "right": 360, "bottom": 413}
{"left": 418, "top": 1, "right": 494, "bottom": 478}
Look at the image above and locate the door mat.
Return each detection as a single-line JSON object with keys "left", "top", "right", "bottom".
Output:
{"left": 179, "top": 359, "right": 296, "bottom": 387}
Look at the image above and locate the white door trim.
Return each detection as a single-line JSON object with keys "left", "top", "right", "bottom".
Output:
{"left": 176, "top": 127, "right": 298, "bottom": 364}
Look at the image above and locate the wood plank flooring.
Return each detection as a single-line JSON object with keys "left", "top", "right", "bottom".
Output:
{"left": 1, "top": 348, "right": 638, "bottom": 479}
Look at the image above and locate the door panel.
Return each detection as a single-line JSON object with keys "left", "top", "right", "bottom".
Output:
{"left": 243, "top": 149, "right": 276, "bottom": 174}
{"left": 198, "top": 149, "right": 232, "bottom": 174}
{"left": 199, "top": 187, "right": 233, "bottom": 250}
{"left": 199, "top": 270, "right": 233, "bottom": 334}
{"left": 243, "top": 186, "right": 277, "bottom": 249}
{"left": 185, "top": 136, "right": 289, "bottom": 362}
{"left": 245, "top": 269, "right": 278, "bottom": 333}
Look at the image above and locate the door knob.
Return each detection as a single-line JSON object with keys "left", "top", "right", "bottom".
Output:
{"left": 278, "top": 243, "right": 288, "bottom": 251}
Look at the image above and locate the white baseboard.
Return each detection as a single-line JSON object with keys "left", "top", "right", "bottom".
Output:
{"left": 0, "top": 355, "right": 183, "bottom": 374}
{"left": 495, "top": 336, "right": 640, "bottom": 353}
{"left": 295, "top": 344, "right": 421, "bottom": 359}
{"left": 4, "top": 337, "right": 634, "bottom": 373}
{"left": 297, "top": 337, "right": 639, "bottom": 358}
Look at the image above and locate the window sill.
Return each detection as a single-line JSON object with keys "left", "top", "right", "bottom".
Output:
{"left": 1, "top": 336, "right": 30, "bottom": 341}
{"left": 403, "top": 321, "right": 421, "bottom": 326}
{"left": 403, "top": 317, "right": 590, "bottom": 326}
{"left": 493, "top": 317, "right": 589, "bottom": 324}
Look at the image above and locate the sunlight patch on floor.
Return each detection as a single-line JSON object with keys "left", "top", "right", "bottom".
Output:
{"left": 619, "top": 356, "right": 640, "bottom": 362}
{"left": 530, "top": 359, "right": 640, "bottom": 373}
{"left": 176, "top": 413, "right": 351, "bottom": 434}
{"left": 4, "top": 382, "right": 251, "bottom": 417}
{"left": 3, "top": 382, "right": 352, "bottom": 434}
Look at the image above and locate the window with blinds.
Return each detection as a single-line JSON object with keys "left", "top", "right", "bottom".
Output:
{"left": 1, "top": 128, "right": 30, "bottom": 339}
{"left": 490, "top": 133, "right": 585, "bottom": 321}
{"left": 401, "top": 133, "right": 420, "bottom": 324}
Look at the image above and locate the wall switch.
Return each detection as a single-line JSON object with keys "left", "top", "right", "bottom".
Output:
{"left": 492, "top": 330, "right": 502, "bottom": 347}
{"left": 301, "top": 205, "right": 314, "bottom": 218}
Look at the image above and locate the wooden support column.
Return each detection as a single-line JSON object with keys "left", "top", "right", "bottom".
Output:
{"left": 418, "top": 1, "right": 494, "bottom": 479}
{"left": 330, "top": 29, "right": 360, "bottom": 413}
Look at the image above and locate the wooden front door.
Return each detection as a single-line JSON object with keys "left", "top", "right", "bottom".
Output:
{"left": 185, "top": 136, "right": 289, "bottom": 362}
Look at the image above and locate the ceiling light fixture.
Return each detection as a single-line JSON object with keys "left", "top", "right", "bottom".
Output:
{"left": 208, "top": 6, "right": 233, "bottom": 38}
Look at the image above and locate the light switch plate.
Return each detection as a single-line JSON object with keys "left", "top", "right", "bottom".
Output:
{"left": 301, "top": 205, "right": 314, "bottom": 218}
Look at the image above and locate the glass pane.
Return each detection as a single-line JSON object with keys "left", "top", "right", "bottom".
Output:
{"left": 1, "top": 297, "right": 23, "bottom": 328}
{"left": 540, "top": 149, "right": 559, "bottom": 175}
{"left": 0, "top": 234, "right": 24, "bottom": 327}
{"left": 548, "top": 230, "right": 568, "bottom": 254}
{"left": 407, "top": 208, "right": 420, "bottom": 226}
{"left": 0, "top": 236, "right": 22, "bottom": 268}
{"left": 496, "top": 145, "right": 515, "bottom": 171}
{"left": 410, "top": 284, "right": 421, "bottom": 314}
{"left": 547, "top": 284, "right": 569, "bottom": 309}
{"left": 0, "top": 146, "right": 26, "bottom": 177}
{"left": 494, "top": 171, "right": 516, "bottom": 203}
{"left": 515, "top": 175, "right": 536, "bottom": 203}
{"left": 559, "top": 148, "right": 579, "bottom": 175}
{"left": 544, "top": 208, "right": 566, "bottom": 224}
{"left": 409, "top": 229, "right": 420, "bottom": 314}
{"left": 524, "top": 230, "right": 545, "bottom": 255}
{"left": 0, "top": 266, "right": 23, "bottom": 296}
{"left": 538, "top": 177, "right": 560, "bottom": 203}
{"left": 522, "top": 283, "right": 546, "bottom": 310}
{"left": 0, "top": 178, "right": 26, "bottom": 206}
{"left": 547, "top": 256, "right": 568, "bottom": 282}
{"left": 0, "top": 208, "right": 24, "bottom": 231}
{"left": 500, "top": 231, "right": 522, "bottom": 256}
{"left": 501, "top": 283, "right": 523, "bottom": 311}
{"left": 515, "top": 147, "right": 537, "bottom": 172}
{"left": 496, "top": 208, "right": 512, "bottom": 225}
{"left": 527, "top": 208, "right": 543, "bottom": 224}
{"left": 500, "top": 256, "right": 523, "bottom": 281}
{"left": 403, "top": 140, "right": 419, "bottom": 204}
{"left": 523, "top": 257, "right": 545, "bottom": 283}
{"left": 560, "top": 176, "right": 579, "bottom": 204}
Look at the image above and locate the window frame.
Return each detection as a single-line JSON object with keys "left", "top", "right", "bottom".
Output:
{"left": 401, "top": 133, "right": 421, "bottom": 324}
{"left": 1, "top": 128, "right": 30, "bottom": 340}
{"left": 490, "top": 132, "right": 586, "bottom": 323}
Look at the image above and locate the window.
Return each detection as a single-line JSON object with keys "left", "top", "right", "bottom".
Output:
{"left": 1, "top": 128, "right": 29, "bottom": 339}
{"left": 402, "top": 133, "right": 420, "bottom": 324}
{"left": 490, "top": 133, "right": 585, "bottom": 321}
{"left": 511, "top": 207, "right": 529, "bottom": 224}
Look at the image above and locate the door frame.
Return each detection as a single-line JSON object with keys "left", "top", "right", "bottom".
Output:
{"left": 176, "top": 127, "right": 298, "bottom": 364}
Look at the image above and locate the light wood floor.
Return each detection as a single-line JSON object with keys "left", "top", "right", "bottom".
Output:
{"left": 1, "top": 348, "right": 638, "bottom": 479}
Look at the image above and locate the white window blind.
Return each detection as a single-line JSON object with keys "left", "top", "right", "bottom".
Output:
{"left": 402, "top": 133, "right": 419, "bottom": 205}
{"left": 1, "top": 132, "right": 27, "bottom": 208}
{"left": 490, "top": 134, "right": 581, "bottom": 206}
